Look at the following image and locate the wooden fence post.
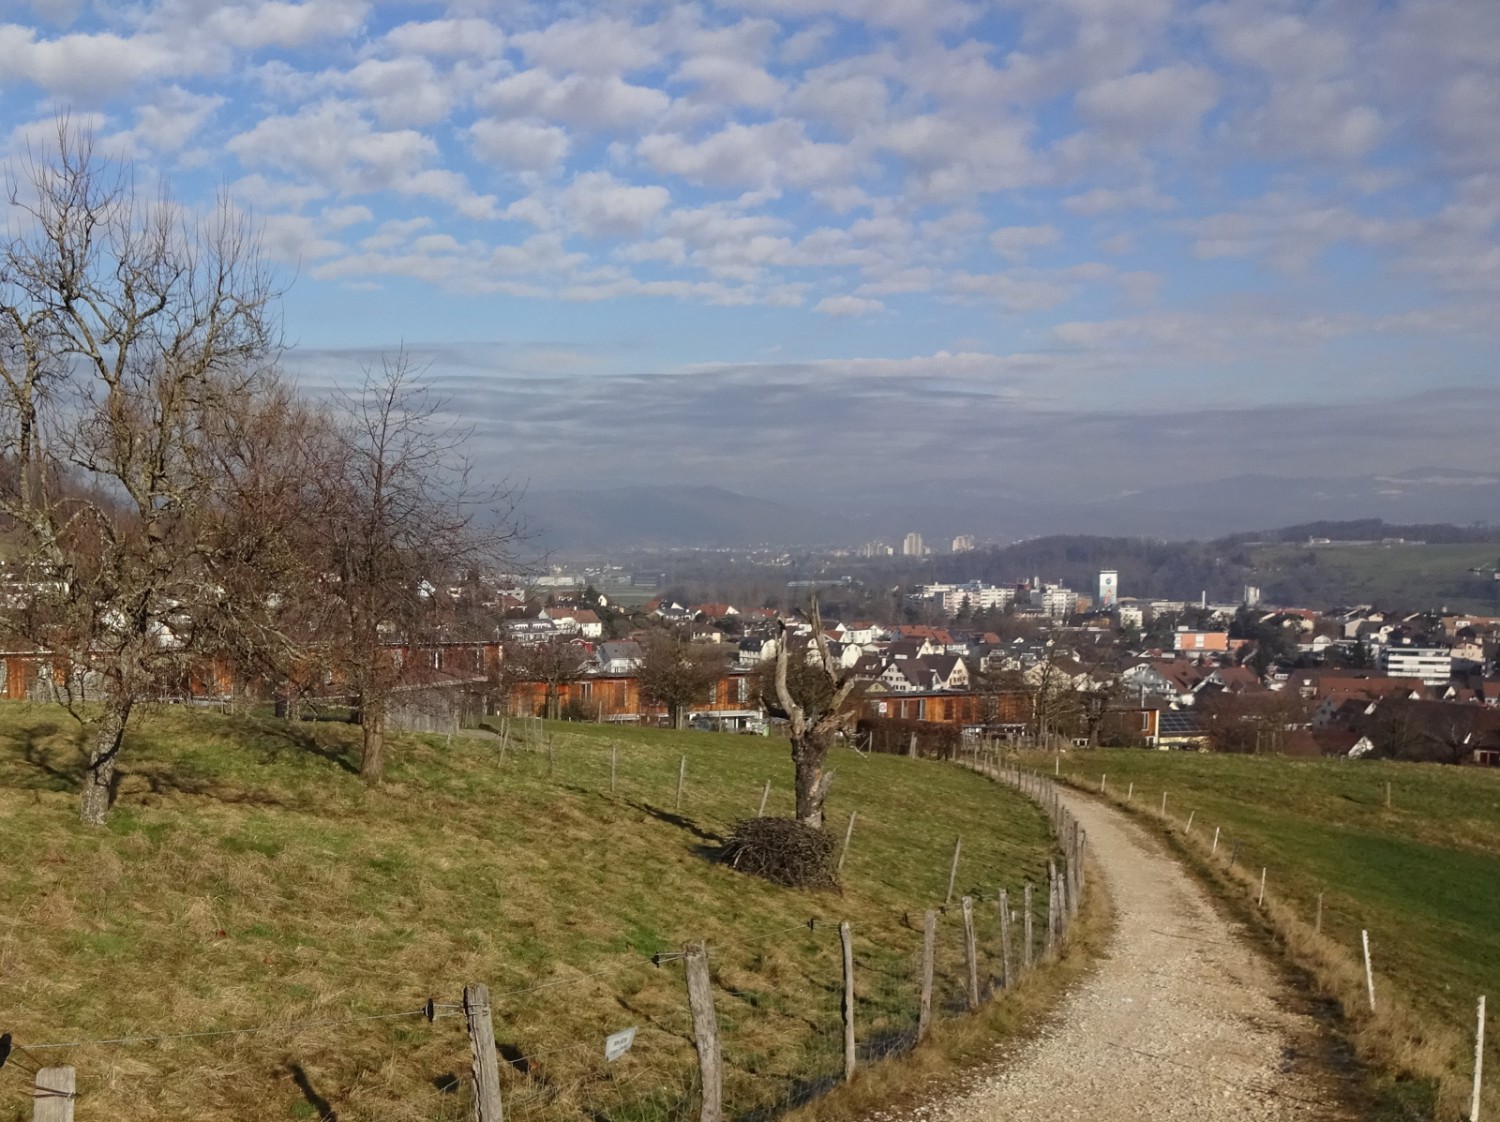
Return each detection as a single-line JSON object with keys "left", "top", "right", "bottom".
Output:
{"left": 1046, "top": 861, "right": 1058, "bottom": 952}
{"left": 1258, "top": 867, "right": 1267, "bottom": 907}
{"left": 1022, "top": 882, "right": 1034, "bottom": 971}
{"left": 32, "top": 1068, "right": 75, "bottom": 1122}
{"left": 998, "top": 889, "right": 1014, "bottom": 989}
{"left": 1100, "top": 773, "right": 1106, "bottom": 793}
{"left": 840, "top": 922, "right": 857, "bottom": 1081}
{"left": 464, "top": 984, "right": 504, "bottom": 1122}
{"left": 676, "top": 755, "right": 687, "bottom": 810}
{"left": 1126, "top": 781, "right": 1133, "bottom": 802}
{"left": 1362, "top": 930, "right": 1377, "bottom": 1012}
{"left": 836, "top": 810, "right": 857, "bottom": 874}
{"left": 918, "top": 910, "right": 936, "bottom": 1042}
{"left": 945, "top": 838, "right": 962, "bottom": 906}
{"left": 1185, "top": 810, "right": 1195, "bottom": 835}
{"left": 683, "top": 944, "right": 723, "bottom": 1122}
{"left": 1472, "top": 994, "right": 1486, "bottom": 1122}
{"left": 1212, "top": 826, "right": 1220, "bottom": 855}
{"left": 1316, "top": 891, "right": 1324, "bottom": 935}
{"left": 1160, "top": 790, "right": 1167, "bottom": 817}
{"left": 757, "top": 780, "right": 770, "bottom": 817}
{"left": 961, "top": 896, "right": 980, "bottom": 1010}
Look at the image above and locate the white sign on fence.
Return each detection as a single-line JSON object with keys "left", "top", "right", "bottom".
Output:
{"left": 605, "top": 1025, "right": 638, "bottom": 1062}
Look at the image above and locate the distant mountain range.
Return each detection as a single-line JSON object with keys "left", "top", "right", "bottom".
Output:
{"left": 525, "top": 470, "right": 1500, "bottom": 551}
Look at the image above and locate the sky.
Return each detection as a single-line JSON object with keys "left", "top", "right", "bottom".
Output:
{"left": 3, "top": 0, "right": 1499, "bottom": 518}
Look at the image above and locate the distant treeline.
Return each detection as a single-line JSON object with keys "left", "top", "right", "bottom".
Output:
{"left": 1218, "top": 519, "right": 1500, "bottom": 546}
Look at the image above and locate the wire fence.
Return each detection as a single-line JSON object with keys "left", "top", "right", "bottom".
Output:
{"left": 0, "top": 731, "right": 1089, "bottom": 1122}
{"left": 1048, "top": 760, "right": 1493, "bottom": 1122}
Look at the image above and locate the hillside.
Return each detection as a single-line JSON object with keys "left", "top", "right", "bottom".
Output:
{"left": 927, "top": 523, "right": 1500, "bottom": 611}
{"left": 0, "top": 707, "right": 1060, "bottom": 1122}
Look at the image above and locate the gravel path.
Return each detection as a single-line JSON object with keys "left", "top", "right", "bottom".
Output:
{"left": 878, "top": 788, "right": 1351, "bottom": 1122}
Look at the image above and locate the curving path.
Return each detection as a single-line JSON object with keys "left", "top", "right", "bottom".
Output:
{"left": 876, "top": 789, "right": 1352, "bottom": 1122}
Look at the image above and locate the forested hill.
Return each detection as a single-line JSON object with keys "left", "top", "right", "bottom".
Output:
{"left": 926, "top": 521, "right": 1500, "bottom": 611}
{"left": 1216, "top": 520, "right": 1500, "bottom": 545}
{"left": 932, "top": 536, "right": 1249, "bottom": 602}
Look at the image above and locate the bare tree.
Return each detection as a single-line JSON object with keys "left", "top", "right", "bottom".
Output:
{"left": 639, "top": 630, "right": 723, "bottom": 729}
{"left": 769, "top": 601, "right": 858, "bottom": 829}
{"left": 312, "top": 353, "right": 521, "bottom": 784}
{"left": 0, "top": 121, "right": 289, "bottom": 825}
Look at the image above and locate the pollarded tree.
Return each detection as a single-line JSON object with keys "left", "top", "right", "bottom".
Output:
{"left": 0, "top": 122, "right": 294, "bottom": 825}
{"left": 639, "top": 630, "right": 723, "bottom": 729}
{"left": 768, "top": 601, "right": 859, "bottom": 829}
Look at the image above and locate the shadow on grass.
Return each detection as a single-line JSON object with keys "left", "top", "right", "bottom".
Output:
{"left": 249, "top": 719, "right": 361, "bottom": 776}
{"left": 626, "top": 801, "right": 725, "bottom": 845}
{"left": 15, "top": 727, "right": 80, "bottom": 791}
{"left": 287, "top": 1062, "right": 339, "bottom": 1121}
{"left": 119, "top": 766, "right": 292, "bottom": 808}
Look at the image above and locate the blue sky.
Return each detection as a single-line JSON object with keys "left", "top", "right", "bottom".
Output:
{"left": 3, "top": 0, "right": 1499, "bottom": 509}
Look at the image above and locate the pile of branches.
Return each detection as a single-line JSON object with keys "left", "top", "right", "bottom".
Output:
{"left": 719, "top": 817, "right": 840, "bottom": 891}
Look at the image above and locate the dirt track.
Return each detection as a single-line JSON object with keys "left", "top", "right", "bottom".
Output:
{"left": 875, "top": 789, "right": 1352, "bottom": 1122}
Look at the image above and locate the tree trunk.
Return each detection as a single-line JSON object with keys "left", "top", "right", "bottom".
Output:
{"left": 80, "top": 698, "right": 131, "bottom": 826}
{"left": 674, "top": 705, "right": 686, "bottom": 731}
{"left": 361, "top": 701, "right": 385, "bottom": 786}
{"left": 792, "top": 739, "right": 835, "bottom": 828}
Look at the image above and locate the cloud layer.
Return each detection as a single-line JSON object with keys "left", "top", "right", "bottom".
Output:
{"left": 4, "top": 0, "right": 1499, "bottom": 507}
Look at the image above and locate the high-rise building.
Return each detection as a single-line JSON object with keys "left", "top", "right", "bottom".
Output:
{"left": 951, "top": 534, "right": 976, "bottom": 553}
{"left": 902, "top": 532, "right": 925, "bottom": 556}
{"left": 1098, "top": 570, "right": 1118, "bottom": 609}
{"left": 1243, "top": 585, "right": 1262, "bottom": 607}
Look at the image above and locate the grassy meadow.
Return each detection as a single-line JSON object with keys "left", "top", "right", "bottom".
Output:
{"left": 0, "top": 706, "right": 1062, "bottom": 1122}
{"left": 1033, "top": 747, "right": 1500, "bottom": 1116}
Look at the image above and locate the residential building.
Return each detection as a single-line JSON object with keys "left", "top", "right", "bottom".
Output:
{"left": 951, "top": 534, "right": 976, "bottom": 552}
{"left": 1380, "top": 645, "right": 1453, "bottom": 687}
{"left": 1173, "top": 629, "right": 1229, "bottom": 654}
{"left": 902, "top": 532, "right": 925, "bottom": 557}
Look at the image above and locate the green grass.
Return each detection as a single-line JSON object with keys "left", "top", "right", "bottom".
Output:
{"left": 0, "top": 705, "right": 1061, "bottom": 1122}
{"left": 1036, "top": 748, "right": 1500, "bottom": 1114}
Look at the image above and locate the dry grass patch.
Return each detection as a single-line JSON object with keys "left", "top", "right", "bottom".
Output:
{"left": 0, "top": 706, "right": 1068, "bottom": 1122}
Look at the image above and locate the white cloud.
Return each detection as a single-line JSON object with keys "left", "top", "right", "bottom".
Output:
{"left": 815, "top": 294, "right": 885, "bottom": 316}
{"left": 511, "top": 17, "right": 661, "bottom": 77}
{"left": 201, "top": 0, "right": 368, "bottom": 51}
{"left": 787, "top": 72, "right": 889, "bottom": 134}
{"left": 384, "top": 18, "right": 504, "bottom": 58}
{"left": 948, "top": 271, "right": 1073, "bottom": 312}
{"left": 560, "top": 171, "right": 671, "bottom": 238}
{"left": 675, "top": 55, "right": 785, "bottom": 108}
{"left": 124, "top": 86, "right": 225, "bottom": 152}
{"left": 989, "top": 224, "right": 1060, "bottom": 261}
{"left": 1063, "top": 185, "right": 1175, "bottom": 214}
{"left": 484, "top": 70, "right": 671, "bottom": 131}
{"left": 469, "top": 118, "right": 572, "bottom": 173}
{"left": 340, "top": 56, "right": 458, "bottom": 128}
{"left": 639, "top": 120, "right": 856, "bottom": 189}
{"left": 1075, "top": 64, "right": 1219, "bottom": 143}
{"left": 228, "top": 100, "right": 497, "bottom": 218}
{"left": 0, "top": 25, "right": 191, "bottom": 97}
